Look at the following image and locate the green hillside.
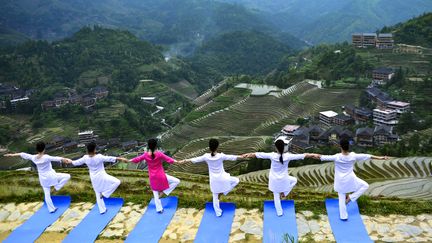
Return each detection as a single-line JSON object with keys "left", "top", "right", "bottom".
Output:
{"left": 191, "top": 31, "right": 292, "bottom": 76}
{"left": 0, "top": 0, "right": 305, "bottom": 55}
{"left": 382, "top": 13, "right": 432, "bottom": 48}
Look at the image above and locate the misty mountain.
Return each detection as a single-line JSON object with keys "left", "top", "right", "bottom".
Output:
{"left": 0, "top": 0, "right": 305, "bottom": 55}
{"left": 218, "top": 0, "right": 432, "bottom": 44}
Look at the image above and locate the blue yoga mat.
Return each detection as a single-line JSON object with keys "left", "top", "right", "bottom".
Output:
{"left": 263, "top": 200, "right": 298, "bottom": 243}
{"left": 325, "top": 198, "right": 372, "bottom": 243}
{"left": 4, "top": 195, "right": 71, "bottom": 243}
{"left": 125, "top": 196, "right": 178, "bottom": 243}
{"left": 194, "top": 202, "right": 236, "bottom": 243}
{"left": 63, "top": 197, "right": 124, "bottom": 243}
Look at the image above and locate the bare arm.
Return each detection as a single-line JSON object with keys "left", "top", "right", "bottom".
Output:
{"left": 4, "top": 153, "right": 21, "bottom": 157}
{"left": 371, "top": 155, "right": 388, "bottom": 160}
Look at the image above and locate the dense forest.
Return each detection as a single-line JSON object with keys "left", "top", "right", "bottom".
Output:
{"left": 382, "top": 13, "right": 432, "bottom": 48}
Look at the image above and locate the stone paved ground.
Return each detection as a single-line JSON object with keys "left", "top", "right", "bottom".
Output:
{"left": 0, "top": 203, "right": 431, "bottom": 242}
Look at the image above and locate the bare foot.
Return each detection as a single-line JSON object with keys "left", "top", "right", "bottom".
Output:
{"left": 159, "top": 191, "right": 164, "bottom": 198}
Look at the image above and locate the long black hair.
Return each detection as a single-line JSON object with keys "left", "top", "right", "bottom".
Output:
{"left": 275, "top": 139, "right": 285, "bottom": 164}
{"left": 87, "top": 142, "right": 97, "bottom": 154}
{"left": 209, "top": 139, "right": 219, "bottom": 157}
{"left": 148, "top": 138, "right": 157, "bottom": 159}
{"left": 340, "top": 138, "right": 350, "bottom": 152}
{"left": 36, "top": 142, "right": 46, "bottom": 153}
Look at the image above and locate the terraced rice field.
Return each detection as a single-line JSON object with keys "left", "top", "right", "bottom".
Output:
{"left": 239, "top": 157, "right": 432, "bottom": 200}
{"left": 161, "top": 81, "right": 361, "bottom": 156}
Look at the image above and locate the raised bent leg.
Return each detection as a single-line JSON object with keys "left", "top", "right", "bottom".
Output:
{"left": 163, "top": 174, "right": 180, "bottom": 195}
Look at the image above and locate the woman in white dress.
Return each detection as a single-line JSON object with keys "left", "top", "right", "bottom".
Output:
{"left": 4, "top": 142, "right": 72, "bottom": 213}
{"left": 179, "top": 139, "right": 241, "bottom": 217}
{"left": 317, "top": 139, "right": 387, "bottom": 220}
{"left": 243, "top": 139, "right": 316, "bottom": 216}
{"left": 68, "top": 142, "right": 128, "bottom": 214}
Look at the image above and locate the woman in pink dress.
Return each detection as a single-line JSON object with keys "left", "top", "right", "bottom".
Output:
{"left": 129, "top": 138, "right": 180, "bottom": 213}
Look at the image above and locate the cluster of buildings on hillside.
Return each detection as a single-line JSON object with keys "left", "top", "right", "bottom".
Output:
{"left": 45, "top": 130, "right": 142, "bottom": 154}
{"left": 0, "top": 84, "right": 110, "bottom": 112}
{"left": 41, "top": 86, "right": 109, "bottom": 111}
{"left": 319, "top": 87, "right": 410, "bottom": 130}
{"left": 352, "top": 32, "right": 394, "bottom": 49}
{"left": 279, "top": 123, "right": 398, "bottom": 153}
{"left": 0, "top": 83, "right": 35, "bottom": 110}
{"left": 280, "top": 84, "right": 411, "bottom": 153}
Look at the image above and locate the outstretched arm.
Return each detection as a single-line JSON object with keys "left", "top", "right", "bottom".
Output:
{"left": 117, "top": 157, "right": 129, "bottom": 162}
{"left": 371, "top": 155, "right": 388, "bottom": 160}
{"left": 305, "top": 153, "right": 321, "bottom": 159}
{"left": 4, "top": 153, "right": 21, "bottom": 157}
{"left": 240, "top": 153, "right": 256, "bottom": 159}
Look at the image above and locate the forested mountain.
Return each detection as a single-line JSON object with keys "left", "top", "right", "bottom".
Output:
{"left": 190, "top": 31, "right": 292, "bottom": 77}
{"left": 0, "top": 26, "right": 163, "bottom": 91}
{"left": 0, "top": 0, "right": 305, "bottom": 55}
{"left": 0, "top": 25, "right": 29, "bottom": 46}
{"left": 382, "top": 13, "right": 432, "bottom": 48}
{"left": 218, "top": 0, "right": 432, "bottom": 44}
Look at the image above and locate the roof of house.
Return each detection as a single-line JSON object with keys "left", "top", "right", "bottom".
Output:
{"left": 92, "top": 86, "right": 108, "bottom": 93}
{"left": 293, "top": 127, "right": 310, "bottom": 139}
{"left": 366, "top": 87, "right": 393, "bottom": 102}
{"left": 334, "top": 114, "right": 352, "bottom": 122}
{"left": 356, "top": 127, "right": 374, "bottom": 136}
{"left": 373, "top": 67, "right": 394, "bottom": 74}
{"left": 63, "top": 141, "right": 78, "bottom": 147}
{"left": 319, "top": 110, "right": 338, "bottom": 118}
{"left": 282, "top": 125, "right": 300, "bottom": 133}
{"left": 340, "top": 129, "right": 354, "bottom": 138}
{"left": 354, "top": 107, "right": 372, "bottom": 116}
{"left": 374, "top": 125, "right": 392, "bottom": 135}
{"left": 291, "top": 140, "right": 313, "bottom": 150}
{"left": 386, "top": 101, "right": 410, "bottom": 107}
{"left": 308, "top": 125, "right": 324, "bottom": 134}
{"left": 378, "top": 33, "right": 393, "bottom": 38}
{"left": 364, "top": 33, "right": 377, "bottom": 37}
{"left": 122, "top": 140, "right": 138, "bottom": 147}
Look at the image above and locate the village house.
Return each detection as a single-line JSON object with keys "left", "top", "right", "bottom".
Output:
{"left": 374, "top": 125, "right": 398, "bottom": 146}
{"left": 344, "top": 104, "right": 372, "bottom": 124}
{"left": 62, "top": 141, "right": 78, "bottom": 153}
{"left": 141, "top": 97, "right": 157, "bottom": 105}
{"left": 78, "top": 130, "right": 96, "bottom": 145}
{"left": 319, "top": 110, "right": 338, "bottom": 127}
{"left": 366, "top": 87, "right": 393, "bottom": 109}
{"left": 376, "top": 33, "right": 394, "bottom": 49}
{"left": 373, "top": 109, "right": 398, "bottom": 128}
{"left": 372, "top": 67, "right": 395, "bottom": 85}
{"left": 352, "top": 32, "right": 394, "bottom": 49}
{"left": 122, "top": 140, "right": 138, "bottom": 150}
{"left": 91, "top": 86, "right": 109, "bottom": 99}
{"left": 356, "top": 127, "right": 374, "bottom": 147}
{"left": 290, "top": 139, "right": 313, "bottom": 153}
{"left": 333, "top": 114, "right": 353, "bottom": 126}
{"left": 385, "top": 101, "right": 411, "bottom": 117}
{"left": 281, "top": 125, "right": 300, "bottom": 137}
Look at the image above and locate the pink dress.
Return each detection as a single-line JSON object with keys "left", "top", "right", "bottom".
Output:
{"left": 130, "top": 151, "right": 175, "bottom": 191}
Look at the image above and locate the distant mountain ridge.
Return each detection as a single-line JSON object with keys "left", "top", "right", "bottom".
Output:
{"left": 218, "top": 0, "right": 432, "bottom": 44}
{"left": 0, "top": 0, "right": 305, "bottom": 54}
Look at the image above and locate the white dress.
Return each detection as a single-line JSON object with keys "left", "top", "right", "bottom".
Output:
{"left": 255, "top": 152, "right": 305, "bottom": 193}
{"left": 20, "top": 153, "right": 65, "bottom": 188}
{"left": 72, "top": 154, "right": 118, "bottom": 194}
{"left": 191, "top": 153, "right": 238, "bottom": 193}
{"left": 320, "top": 152, "right": 371, "bottom": 193}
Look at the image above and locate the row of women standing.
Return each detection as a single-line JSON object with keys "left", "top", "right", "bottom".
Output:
{"left": 4, "top": 137, "right": 386, "bottom": 220}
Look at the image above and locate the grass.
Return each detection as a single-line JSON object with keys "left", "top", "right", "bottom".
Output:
{"left": 0, "top": 169, "right": 430, "bottom": 216}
